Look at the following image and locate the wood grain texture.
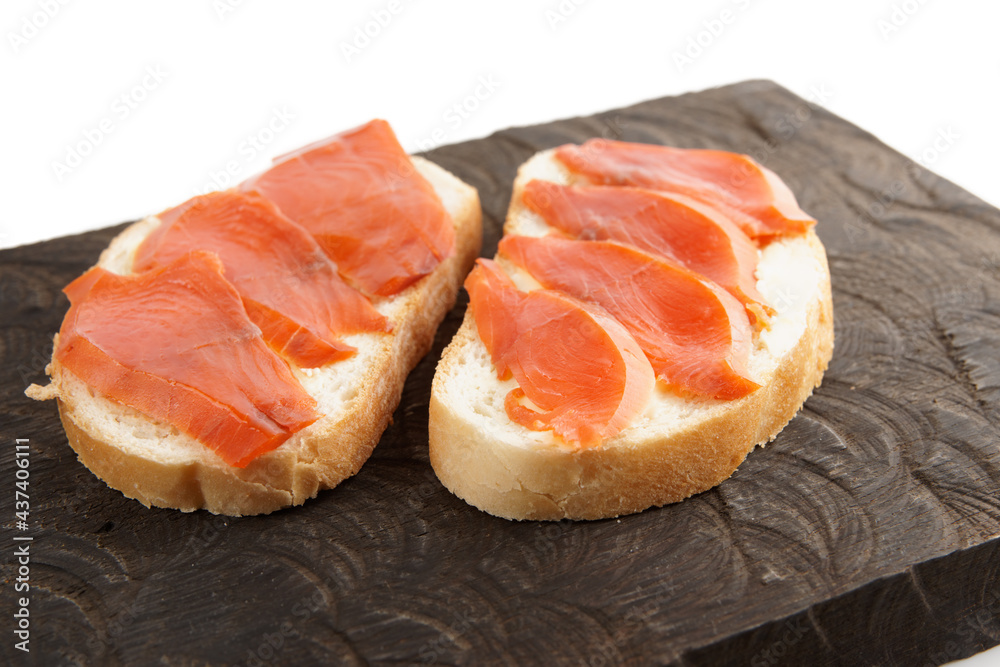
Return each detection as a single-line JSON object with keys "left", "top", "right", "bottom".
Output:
{"left": 2, "top": 80, "right": 999, "bottom": 666}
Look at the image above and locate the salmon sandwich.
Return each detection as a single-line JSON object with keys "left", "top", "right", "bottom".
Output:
{"left": 28, "top": 120, "right": 482, "bottom": 516}
{"left": 429, "top": 140, "right": 833, "bottom": 520}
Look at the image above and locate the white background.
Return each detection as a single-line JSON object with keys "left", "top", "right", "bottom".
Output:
{"left": 1, "top": 0, "right": 998, "bottom": 250}
{"left": 3, "top": 0, "right": 999, "bottom": 663}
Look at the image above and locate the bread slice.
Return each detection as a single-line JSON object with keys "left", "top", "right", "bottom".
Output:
{"left": 429, "top": 150, "right": 833, "bottom": 521}
{"left": 28, "top": 156, "right": 482, "bottom": 516}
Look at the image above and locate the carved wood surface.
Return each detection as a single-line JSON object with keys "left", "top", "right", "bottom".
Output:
{"left": 2, "top": 80, "right": 999, "bottom": 666}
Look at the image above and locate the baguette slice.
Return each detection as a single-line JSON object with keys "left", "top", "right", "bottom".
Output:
{"left": 28, "top": 156, "right": 482, "bottom": 516}
{"left": 429, "top": 149, "right": 833, "bottom": 521}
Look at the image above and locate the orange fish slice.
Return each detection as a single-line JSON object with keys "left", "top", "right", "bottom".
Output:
{"left": 465, "top": 259, "right": 654, "bottom": 447}
{"left": 521, "top": 180, "right": 773, "bottom": 326}
{"left": 242, "top": 119, "right": 454, "bottom": 297}
{"left": 135, "top": 189, "right": 391, "bottom": 368}
{"left": 57, "top": 251, "right": 319, "bottom": 467}
{"left": 499, "top": 236, "right": 760, "bottom": 400}
{"left": 555, "top": 139, "right": 814, "bottom": 242}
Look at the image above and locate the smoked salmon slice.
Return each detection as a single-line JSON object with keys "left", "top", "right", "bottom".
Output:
{"left": 554, "top": 140, "right": 815, "bottom": 241}
{"left": 56, "top": 251, "right": 319, "bottom": 467}
{"left": 521, "top": 180, "right": 773, "bottom": 326}
{"left": 465, "top": 259, "right": 654, "bottom": 447}
{"left": 242, "top": 119, "right": 454, "bottom": 297}
{"left": 499, "top": 236, "right": 760, "bottom": 400}
{"left": 133, "top": 190, "right": 391, "bottom": 369}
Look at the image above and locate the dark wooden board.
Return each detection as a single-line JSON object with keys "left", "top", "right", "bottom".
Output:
{"left": 2, "top": 80, "right": 999, "bottom": 666}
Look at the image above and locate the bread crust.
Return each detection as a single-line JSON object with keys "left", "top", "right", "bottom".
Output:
{"left": 34, "top": 157, "right": 482, "bottom": 516}
{"left": 428, "top": 152, "right": 833, "bottom": 521}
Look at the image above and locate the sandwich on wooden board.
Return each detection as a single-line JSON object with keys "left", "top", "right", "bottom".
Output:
{"left": 429, "top": 139, "right": 833, "bottom": 521}
{"left": 28, "top": 120, "right": 483, "bottom": 516}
